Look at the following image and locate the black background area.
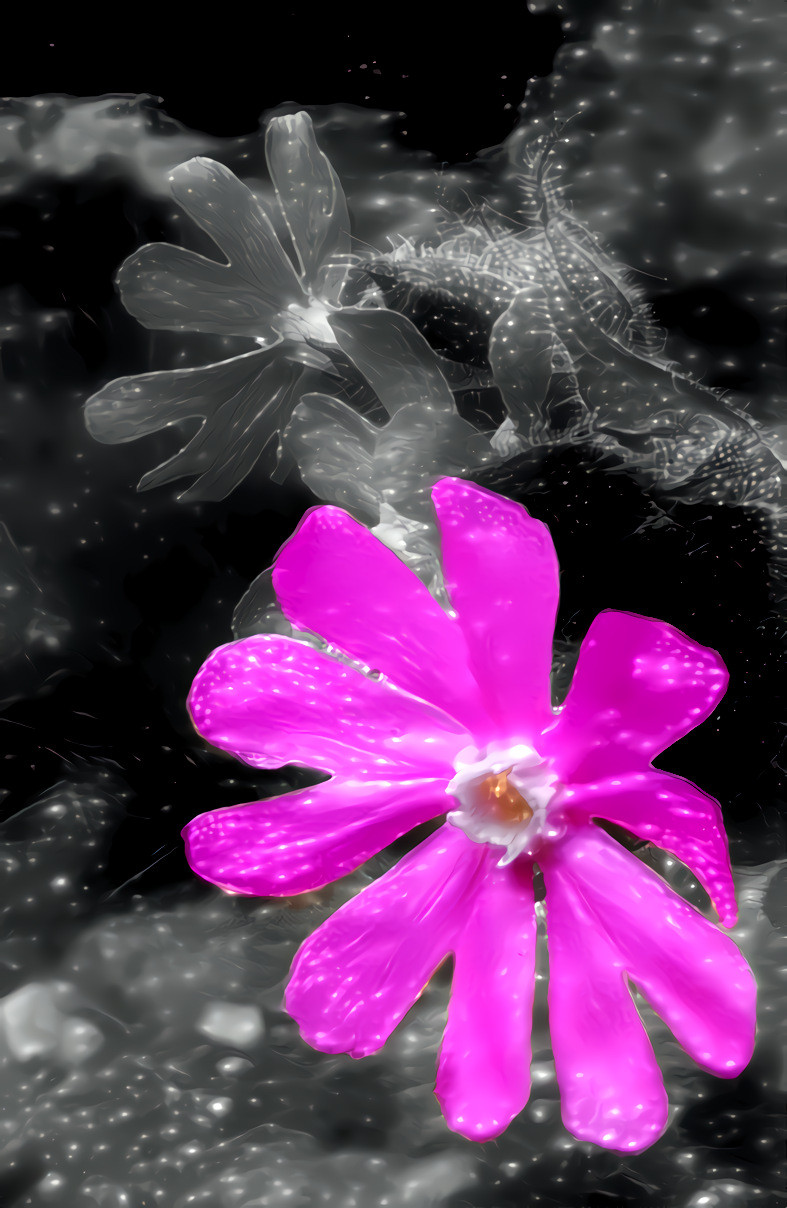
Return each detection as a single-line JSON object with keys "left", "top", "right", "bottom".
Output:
{"left": 3, "top": 9, "right": 563, "bottom": 161}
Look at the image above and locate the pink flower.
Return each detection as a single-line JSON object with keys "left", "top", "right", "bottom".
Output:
{"left": 183, "top": 478, "right": 756, "bottom": 1152}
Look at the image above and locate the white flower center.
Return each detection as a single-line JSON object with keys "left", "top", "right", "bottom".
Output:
{"left": 276, "top": 298, "right": 336, "bottom": 344}
{"left": 446, "top": 743, "right": 562, "bottom": 866}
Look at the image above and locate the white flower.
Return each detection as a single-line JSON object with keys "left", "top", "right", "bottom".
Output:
{"left": 84, "top": 112, "right": 351, "bottom": 500}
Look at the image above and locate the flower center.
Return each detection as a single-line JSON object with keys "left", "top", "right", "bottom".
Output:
{"left": 482, "top": 768, "right": 534, "bottom": 825}
{"left": 446, "top": 744, "right": 561, "bottom": 866}
{"left": 276, "top": 298, "right": 336, "bottom": 344}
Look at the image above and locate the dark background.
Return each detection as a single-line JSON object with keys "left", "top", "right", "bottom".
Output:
{"left": 5, "top": 10, "right": 564, "bottom": 159}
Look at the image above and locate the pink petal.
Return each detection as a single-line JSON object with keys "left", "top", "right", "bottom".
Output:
{"left": 560, "top": 770, "right": 738, "bottom": 927}
{"left": 542, "top": 851, "right": 669, "bottom": 1152}
{"left": 188, "top": 634, "right": 470, "bottom": 778}
{"left": 435, "top": 854, "right": 536, "bottom": 1141}
{"left": 431, "top": 478, "right": 559, "bottom": 742}
{"left": 544, "top": 826, "right": 756, "bottom": 1079}
{"left": 272, "top": 506, "right": 492, "bottom": 738}
{"left": 182, "top": 775, "right": 448, "bottom": 897}
{"left": 285, "top": 825, "right": 484, "bottom": 1057}
{"left": 543, "top": 610, "right": 728, "bottom": 783}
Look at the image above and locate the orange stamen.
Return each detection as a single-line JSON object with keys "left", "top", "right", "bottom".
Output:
{"left": 482, "top": 768, "right": 534, "bottom": 824}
